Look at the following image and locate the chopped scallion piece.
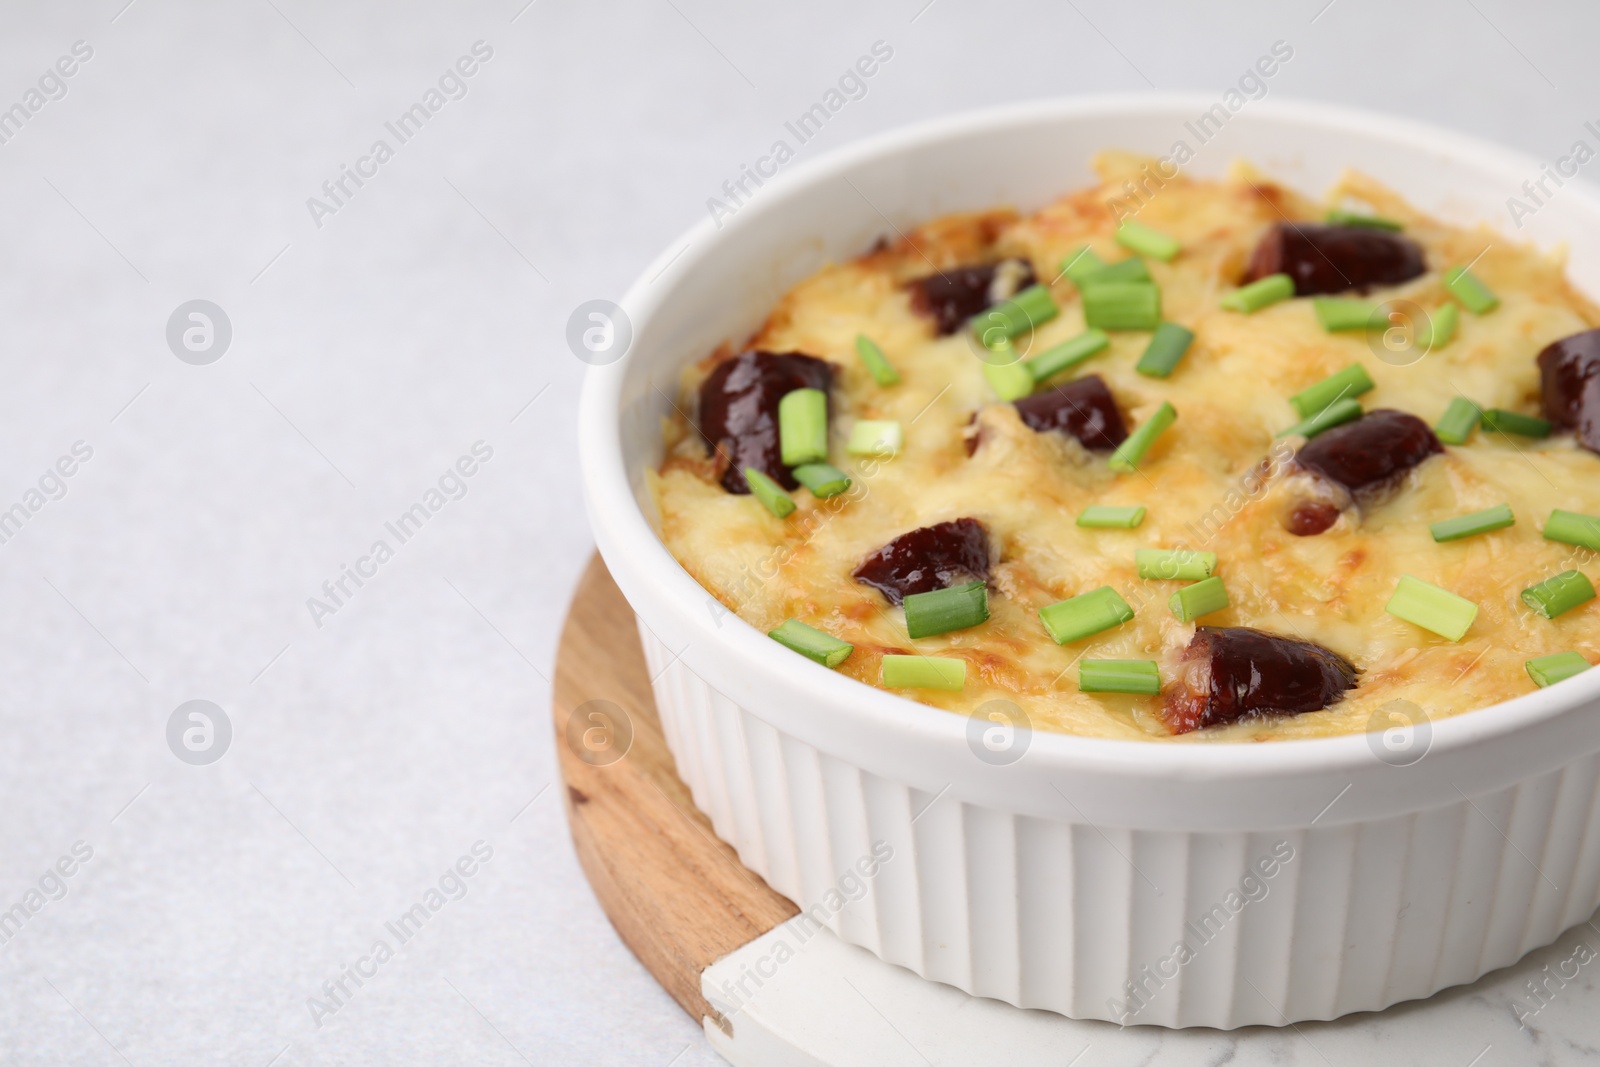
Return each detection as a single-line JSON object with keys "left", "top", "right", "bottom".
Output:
{"left": 1482, "top": 409, "right": 1552, "bottom": 438}
{"left": 1277, "top": 397, "right": 1363, "bottom": 439}
{"left": 903, "top": 580, "right": 989, "bottom": 639}
{"left": 1325, "top": 208, "right": 1403, "bottom": 231}
{"left": 1080, "top": 659, "right": 1162, "bottom": 694}
{"left": 1135, "top": 322, "right": 1195, "bottom": 378}
{"left": 1108, "top": 401, "right": 1177, "bottom": 473}
{"left": 768, "top": 619, "right": 853, "bottom": 667}
{"left": 744, "top": 468, "right": 795, "bottom": 518}
{"left": 1444, "top": 265, "right": 1499, "bottom": 314}
{"left": 1136, "top": 547, "right": 1218, "bottom": 581}
{"left": 1424, "top": 504, "right": 1511, "bottom": 544}
{"left": 1062, "top": 246, "right": 1109, "bottom": 287}
{"left": 847, "top": 419, "right": 903, "bottom": 457}
{"left": 1220, "top": 273, "right": 1293, "bottom": 313}
{"left": 973, "top": 284, "right": 1059, "bottom": 345}
{"left": 792, "top": 463, "right": 851, "bottom": 498}
{"left": 1038, "top": 586, "right": 1135, "bottom": 644}
{"left": 854, "top": 335, "right": 900, "bottom": 386}
{"left": 1544, "top": 509, "right": 1600, "bottom": 553}
{"left": 1115, "top": 220, "right": 1180, "bottom": 261}
{"left": 1079, "top": 257, "right": 1153, "bottom": 287}
{"left": 1420, "top": 302, "right": 1459, "bottom": 349}
{"left": 881, "top": 654, "right": 965, "bottom": 690}
{"left": 1083, "top": 281, "right": 1161, "bottom": 330}
{"left": 1024, "top": 329, "right": 1109, "bottom": 382}
{"left": 1313, "top": 298, "right": 1381, "bottom": 333}
{"left": 983, "top": 356, "right": 1035, "bottom": 401}
{"left": 1527, "top": 651, "right": 1592, "bottom": 688}
{"left": 778, "top": 387, "right": 828, "bottom": 466}
{"left": 1429, "top": 504, "right": 1514, "bottom": 543}
{"left": 1521, "top": 570, "right": 1596, "bottom": 619}
{"left": 1077, "top": 505, "right": 1147, "bottom": 529}
{"left": 1385, "top": 574, "right": 1478, "bottom": 641}
{"left": 1434, "top": 396, "right": 1482, "bottom": 445}
{"left": 1290, "top": 363, "right": 1376, "bottom": 419}
{"left": 1169, "top": 576, "right": 1230, "bottom": 622}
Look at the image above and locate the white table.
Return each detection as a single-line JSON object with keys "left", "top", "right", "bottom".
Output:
{"left": 0, "top": 1, "right": 1594, "bottom": 1063}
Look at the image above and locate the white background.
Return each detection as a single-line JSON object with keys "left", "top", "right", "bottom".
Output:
{"left": 0, "top": 1, "right": 1594, "bottom": 1064}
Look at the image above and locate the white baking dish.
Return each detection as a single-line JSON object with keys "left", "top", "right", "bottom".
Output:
{"left": 579, "top": 96, "right": 1600, "bottom": 1028}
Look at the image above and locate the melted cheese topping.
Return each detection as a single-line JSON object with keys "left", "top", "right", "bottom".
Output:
{"left": 652, "top": 155, "right": 1600, "bottom": 742}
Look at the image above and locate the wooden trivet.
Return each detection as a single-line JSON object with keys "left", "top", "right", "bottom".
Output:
{"left": 552, "top": 554, "right": 798, "bottom": 1033}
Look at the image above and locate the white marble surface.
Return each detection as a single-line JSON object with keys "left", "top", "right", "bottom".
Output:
{"left": 705, "top": 919, "right": 1600, "bottom": 1067}
{"left": 0, "top": 1, "right": 1596, "bottom": 1064}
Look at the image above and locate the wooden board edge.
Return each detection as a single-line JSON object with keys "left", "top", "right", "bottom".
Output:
{"left": 552, "top": 553, "right": 799, "bottom": 1027}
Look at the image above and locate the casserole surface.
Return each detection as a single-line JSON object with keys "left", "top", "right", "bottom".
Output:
{"left": 652, "top": 155, "right": 1600, "bottom": 740}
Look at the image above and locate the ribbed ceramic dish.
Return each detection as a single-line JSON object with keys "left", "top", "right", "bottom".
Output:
{"left": 579, "top": 96, "right": 1600, "bottom": 1028}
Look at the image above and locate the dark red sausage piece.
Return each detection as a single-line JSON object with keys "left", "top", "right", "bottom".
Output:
{"left": 852, "top": 518, "right": 990, "bottom": 605}
{"left": 1286, "top": 501, "right": 1342, "bottom": 537}
{"left": 1243, "top": 223, "right": 1426, "bottom": 296}
{"left": 907, "top": 260, "right": 1037, "bottom": 335}
{"left": 1164, "top": 626, "right": 1359, "bottom": 734}
{"left": 1538, "top": 326, "right": 1600, "bottom": 455}
{"left": 1295, "top": 409, "right": 1442, "bottom": 496}
{"left": 1013, "top": 374, "right": 1129, "bottom": 451}
{"left": 699, "top": 351, "right": 833, "bottom": 494}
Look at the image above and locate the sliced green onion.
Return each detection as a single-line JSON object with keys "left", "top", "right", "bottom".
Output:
{"left": 778, "top": 387, "right": 828, "bottom": 466}
{"left": 1430, "top": 504, "right": 1514, "bottom": 543}
{"left": 1038, "top": 586, "right": 1135, "bottom": 644}
{"left": 1169, "top": 576, "right": 1230, "bottom": 622}
{"left": 1313, "top": 298, "right": 1381, "bottom": 333}
{"left": 1277, "top": 397, "right": 1363, "bottom": 439}
{"left": 1544, "top": 509, "right": 1600, "bottom": 553}
{"left": 1385, "top": 574, "right": 1478, "bottom": 641}
{"left": 1521, "top": 570, "right": 1597, "bottom": 619}
{"left": 792, "top": 463, "right": 851, "bottom": 498}
{"left": 1083, "top": 281, "right": 1160, "bottom": 331}
{"left": 1115, "top": 220, "right": 1180, "bottom": 261}
{"left": 1025, "top": 329, "right": 1109, "bottom": 382}
{"left": 1445, "top": 265, "right": 1499, "bottom": 314}
{"left": 1135, "top": 322, "right": 1195, "bottom": 378}
{"left": 1419, "top": 302, "right": 1459, "bottom": 349}
{"left": 973, "top": 284, "right": 1059, "bottom": 344}
{"left": 1325, "top": 208, "right": 1403, "bottom": 231}
{"left": 1077, "top": 505, "right": 1147, "bottom": 529}
{"left": 881, "top": 654, "right": 965, "bottom": 690}
{"left": 1290, "top": 363, "right": 1376, "bottom": 419}
{"left": 1527, "top": 651, "right": 1592, "bottom": 687}
{"left": 1481, "top": 409, "right": 1552, "bottom": 438}
{"left": 1080, "top": 257, "right": 1153, "bottom": 288}
{"left": 983, "top": 356, "right": 1035, "bottom": 401}
{"left": 1434, "top": 396, "right": 1482, "bottom": 445}
{"left": 854, "top": 335, "right": 900, "bottom": 387}
{"left": 1220, "top": 273, "right": 1294, "bottom": 313}
{"left": 847, "top": 419, "right": 903, "bottom": 457}
{"left": 1108, "top": 401, "right": 1177, "bottom": 473}
{"left": 744, "top": 468, "right": 795, "bottom": 518}
{"left": 1136, "top": 547, "right": 1218, "bottom": 581}
{"left": 1080, "top": 659, "right": 1162, "bottom": 694}
{"left": 769, "top": 619, "right": 852, "bottom": 667}
{"left": 903, "top": 580, "right": 989, "bottom": 639}
{"left": 1062, "top": 246, "right": 1109, "bottom": 287}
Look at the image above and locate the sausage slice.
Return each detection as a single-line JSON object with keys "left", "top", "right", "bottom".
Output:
{"left": 1165, "top": 626, "right": 1359, "bottom": 733}
{"left": 1013, "top": 374, "right": 1129, "bottom": 452}
{"left": 699, "top": 351, "right": 833, "bottom": 494}
{"left": 853, "top": 518, "right": 991, "bottom": 605}
{"left": 1244, "top": 223, "right": 1425, "bottom": 295}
